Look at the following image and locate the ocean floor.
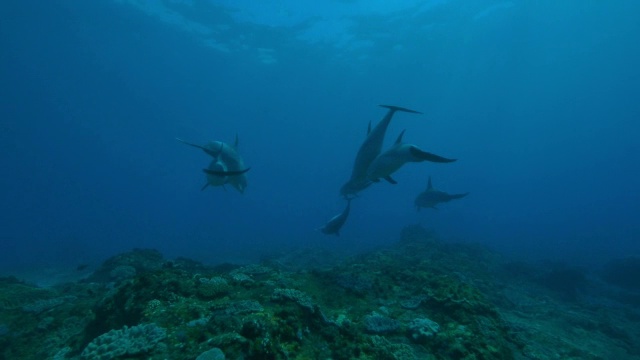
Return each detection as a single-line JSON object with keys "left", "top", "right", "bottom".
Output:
{"left": 1, "top": 225, "right": 639, "bottom": 359}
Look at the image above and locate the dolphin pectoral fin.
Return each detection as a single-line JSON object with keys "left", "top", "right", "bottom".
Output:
{"left": 202, "top": 167, "right": 251, "bottom": 176}
{"left": 409, "top": 146, "right": 456, "bottom": 163}
{"left": 384, "top": 176, "right": 398, "bottom": 184}
{"left": 200, "top": 183, "right": 209, "bottom": 191}
{"left": 227, "top": 167, "right": 251, "bottom": 176}
{"left": 379, "top": 105, "right": 422, "bottom": 114}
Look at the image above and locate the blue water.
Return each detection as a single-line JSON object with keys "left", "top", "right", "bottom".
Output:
{"left": 1, "top": 0, "right": 639, "bottom": 271}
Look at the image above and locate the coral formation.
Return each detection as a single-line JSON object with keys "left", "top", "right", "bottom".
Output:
{"left": 80, "top": 323, "right": 167, "bottom": 359}
{"left": 1, "top": 225, "right": 639, "bottom": 359}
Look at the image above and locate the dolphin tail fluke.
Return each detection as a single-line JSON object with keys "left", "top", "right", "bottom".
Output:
{"left": 202, "top": 167, "right": 251, "bottom": 176}
{"left": 409, "top": 146, "right": 456, "bottom": 163}
{"left": 379, "top": 105, "right": 422, "bottom": 114}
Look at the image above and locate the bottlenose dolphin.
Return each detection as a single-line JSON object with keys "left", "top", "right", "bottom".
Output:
{"left": 340, "top": 105, "right": 421, "bottom": 198}
{"left": 414, "top": 176, "right": 468, "bottom": 210}
{"left": 177, "top": 137, "right": 250, "bottom": 193}
{"left": 318, "top": 199, "right": 351, "bottom": 236}
{"left": 367, "top": 130, "right": 456, "bottom": 184}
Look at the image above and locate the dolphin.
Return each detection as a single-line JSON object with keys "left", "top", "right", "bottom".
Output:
{"left": 340, "top": 105, "right": 422, "bottom": 198}
{"left": 318, "top": 199, "right": 351, "bottom": 236}
{"left": 177, "top": 137, "right": 250, "bottom": 193}
{"left": 414, "top": 176, "right": 468, "bottom": 210}
{"left": 367, "top": 130, "right": 456, "bottom": 184}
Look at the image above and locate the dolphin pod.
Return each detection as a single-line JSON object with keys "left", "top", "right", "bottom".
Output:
{"left": 180, "top": 104, "right": 466, "bottom": 237}
{"left": 414, "top": 176, "right": 468, "bottom": 210}
{"left": 321, "top": 104, "right": 461, "bottom": 235}
{"left": 340, "top": 105, "right": 422, "bottom": 199}
{"left": 177, "top": 136, "right": 250, "bottom": 193}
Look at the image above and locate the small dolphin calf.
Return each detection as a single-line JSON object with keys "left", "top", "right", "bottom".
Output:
{"left": 340, "top": 105, "right": 421, "bottom": 198}
{"left": 318, "top": 199, "right": 351, "bottom": 236}
{"left": 367, "top": 130, "right": 456, "bottom": 184}
{"left": 177, "top": 137, "right": 250, "bottom": 193}
{"left": 414, "top": 176, "right": 468, "bottom": 210}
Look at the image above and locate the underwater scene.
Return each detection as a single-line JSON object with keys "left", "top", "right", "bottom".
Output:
{"left": 1, "top": 1, "right": 639, "bottom": 359}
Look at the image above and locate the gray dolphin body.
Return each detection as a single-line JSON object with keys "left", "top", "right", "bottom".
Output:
{"left": 177, "top": 136, "right": 250, "bottom": 193}
{"left": 340, "top": 105, "right": 421, "bottom": 198}
{"left": 319, "top": 199, "right": 351, "bottom": 236}
{"left": 414, "top": 176, "right": 468, "bottom": 210}
{"left": 367, "top": 130, "right": 456, "bottom": 184}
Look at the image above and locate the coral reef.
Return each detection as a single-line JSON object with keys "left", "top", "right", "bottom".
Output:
{"left": 80, "top": 323, "right": 167, "bottom": 359}
{"left": 0, "top": 225, "right": 639, "bottom": 359}
{"left": 602, "top": 257, "right": 640, "bottom": 290}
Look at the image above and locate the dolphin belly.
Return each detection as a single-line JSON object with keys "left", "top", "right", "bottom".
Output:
{"left": 204, "top": 160, "right": 229, "bottom": 187}
{"left": 367, "top": 152, "right": 405, "bottom": 182}
{"left": 217, "top": 143, "right": 248, "bottom": 193}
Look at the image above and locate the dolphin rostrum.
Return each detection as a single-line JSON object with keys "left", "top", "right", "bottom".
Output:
{"left": 318, "top": 199, "right": 351, "bottom": 236}
{"left": 340, "top": 105, "right": 421, "bottom": 198}
{"left": 177, "top": 137, "right": 250, "bottom": 193}
{"left": 367, "top": 130, "right": 456, "bottom": 184}
{"left": 414, "top": 176, "right": 468, "bottom": 210}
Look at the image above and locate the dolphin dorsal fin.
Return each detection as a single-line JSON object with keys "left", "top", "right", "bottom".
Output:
{"left": 367, "top": 121, "right": 372, "bottom": 135}
{"left": 395, "top": 129, "right": 406, "bottom": 144}
{"left": 234, "top": 133, "right": 239, "bottom": 148}
{"left": 427, "top": 176, "right": 433, "bottom": 190}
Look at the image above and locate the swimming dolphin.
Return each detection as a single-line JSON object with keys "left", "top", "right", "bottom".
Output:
{"left": 318, "top": 199, "right": 351, "bottom": 236}
{"left": 340, "top": 105, "right": 421, "bottom": 198}
{"left": 414, "top": 176, "right": 468, "bottom": 210}
{"left": 177, "top": 137, "right": 250, "bottom": 193}
{"left": 367, "top": 130, "right": 456, "bottom": 184}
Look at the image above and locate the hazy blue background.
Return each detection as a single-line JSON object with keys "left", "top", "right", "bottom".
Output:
{"left": 1, "top": 0, "right": 639, "bottom": 271}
